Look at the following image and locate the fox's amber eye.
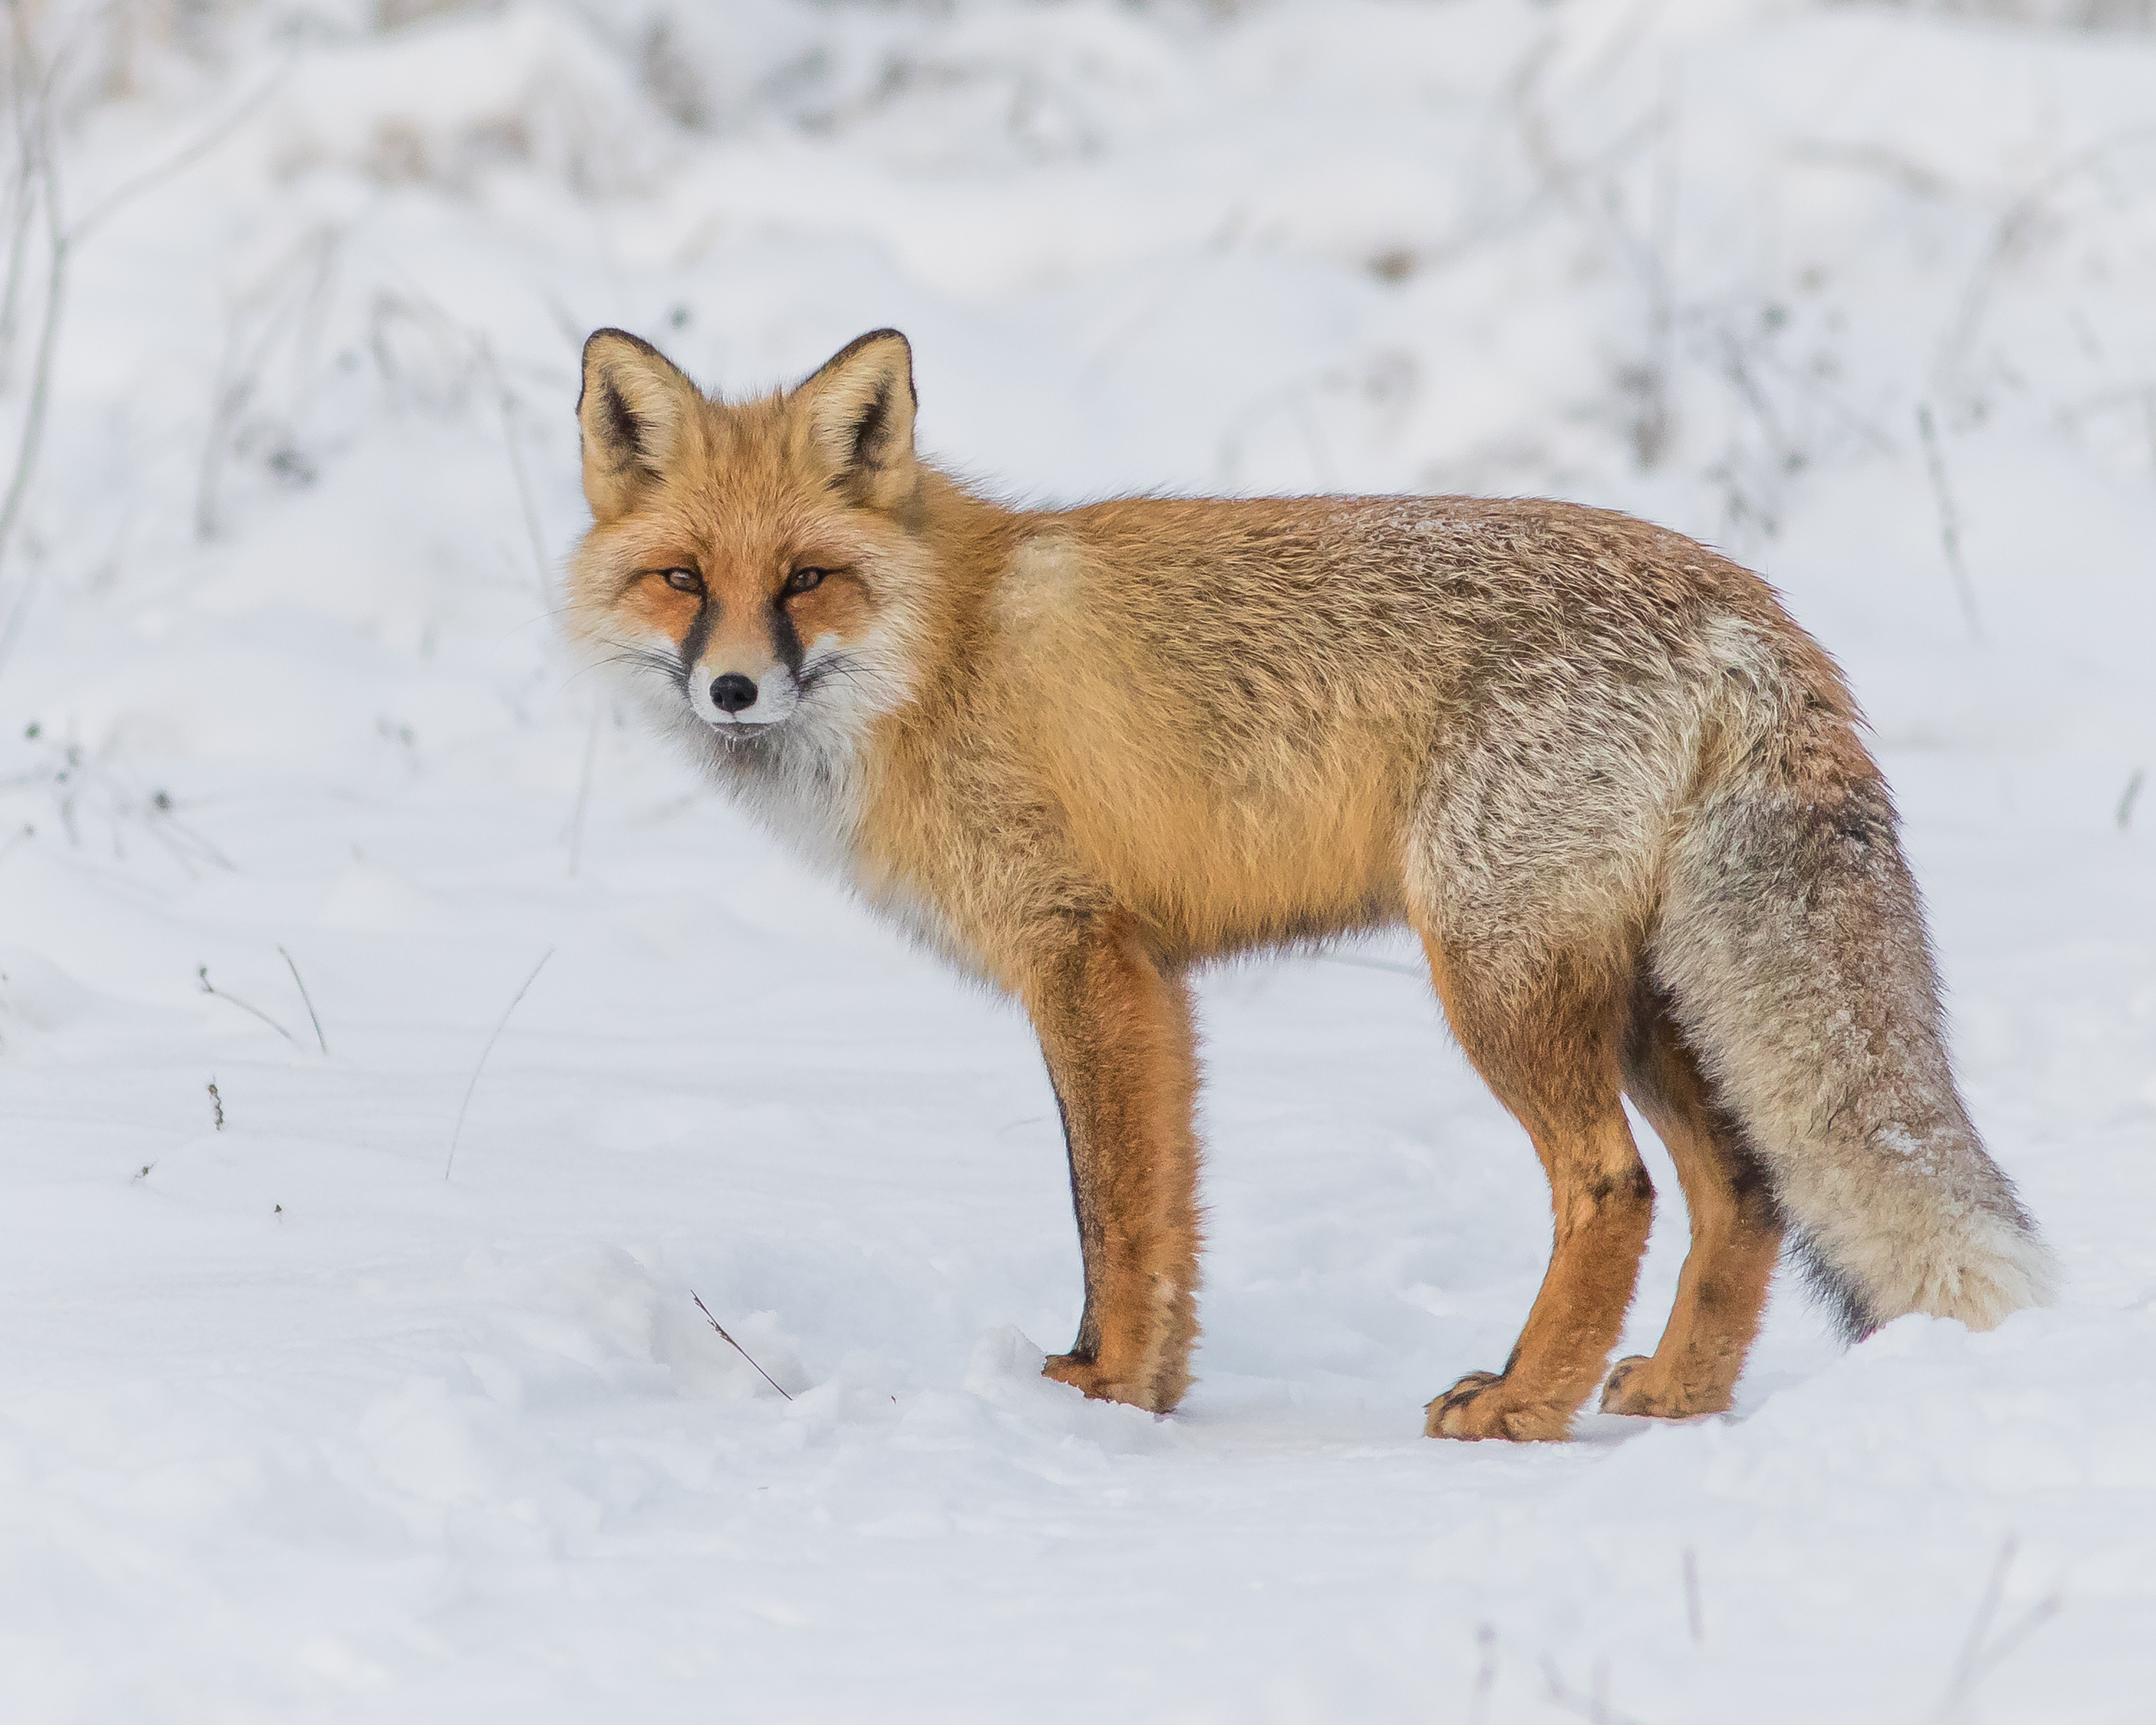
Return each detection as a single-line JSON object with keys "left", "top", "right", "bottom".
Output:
{"left": 661, "top": 568, "right": 702, "bottom": 593}
{"left": 783, "top": 567, "right": 826, "bottom": 596}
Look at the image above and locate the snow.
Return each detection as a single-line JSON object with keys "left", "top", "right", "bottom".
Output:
{"left": 0, "top": 1, "right": 2153, "bottom": 1719}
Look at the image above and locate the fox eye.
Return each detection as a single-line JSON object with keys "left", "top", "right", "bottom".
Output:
{"left": 661, "top": 568, "right": 702, "bottom": 593}
{"left": 783, "top": 567, "right": 827, "bottom": 596}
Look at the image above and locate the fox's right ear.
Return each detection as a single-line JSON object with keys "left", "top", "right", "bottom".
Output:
{"left": 578, "top": 329, "right": 703, "bottom": 524}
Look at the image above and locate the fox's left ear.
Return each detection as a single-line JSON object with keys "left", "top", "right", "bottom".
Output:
{"left": 793, "top": 329, "right": 918, "bottom": 510}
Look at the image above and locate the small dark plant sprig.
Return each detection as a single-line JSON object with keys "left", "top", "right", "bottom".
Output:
{"left": 691, "top": 1292, "right": 793, "bottom": 1401}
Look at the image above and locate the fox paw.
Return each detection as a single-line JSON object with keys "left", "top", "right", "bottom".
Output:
{"left": 1598, "top": 1355, "right": 1729, "bottom": 1420}
{"left": 1424, "top": 1369, "right": 1575, "bottom": 1442}
{"left": 1044, "top": 1351, "right": 1162, "bottom": 1413}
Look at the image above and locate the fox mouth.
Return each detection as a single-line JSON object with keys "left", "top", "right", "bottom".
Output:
{"left": 605, "top": 643, "right": 868, "bottom": 737}
{"left": 707, "top": 712, "right": 785, "bottom": 737}
{"left": 705, "top": 698, "right": 791, "bottom": 730}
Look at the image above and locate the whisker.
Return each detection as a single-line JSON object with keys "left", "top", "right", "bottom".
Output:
{"left": 798, "top": 655, "right": 874, "bottom": 696}
{"left": 595, "top": 645, "right": 691, "bottom": 692}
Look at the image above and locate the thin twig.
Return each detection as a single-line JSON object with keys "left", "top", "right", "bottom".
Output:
{"left": 0, "top": 27, "right": 270, "bottom": 589}
{"left": 66, "top": 65, "right": 289, "bottom": 246}
{"left": 0, "top": 24, "right": 42, "bottom": 390}
{"left": 567, "top": 700, "right": 601, "bottom": 876}
{"left": 1540, "top": 1658, "right": 1651, "bottom": 1725}
{"left": 0, "top": 31, "right": 64, "bottom": 581}
{"left": 1940, "top": 125, "right": 2156, "bottom": 385}
{"left": 278, "top": 944, "right": 329, "bottom": 1055}
{"left": 1318, "top": 951, "right": 1426, "bottom": 977}
{"left": 443, "top": 948, "right": 554, "bottom": 1179}
{"left": 0, "top": 41, "right": 286, "bottom": 580}
{"left": 198, "top": 963, "right": 298, "bottom": 1047}
{"left": 2119, "top": 768, "right": 2145, "bottom": 833}
{"left": 1469, "top": 1625, "right": 1499, "bottom": 1725}
{"left": 691, "top": 1292, "right": 793, "bottom": 1400}
{"left": 1930, "top": 1538, "right": 2065, "bottom": 1723}
{"left": 1958, "top": 1592, "right": 2064, "bottom": 1698}
{"left": 1915, "top": 406, "right": 1983, "bottom": 642}
{"left": 196, "top": 229, "right": 338, "bottom": 542}
{"left": 486, "top": 348, "right": 554, "bottom": 599}
{"left": 1935, "top": 1542, "right": 2010, "bottom": 1719}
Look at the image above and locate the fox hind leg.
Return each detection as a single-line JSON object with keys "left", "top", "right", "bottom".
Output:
{"left": 1599, "top": 980, "right": 1784, "bottom": 1419}
{"left": 1420, "top": 938, "right": 1655, "bottom": 1441}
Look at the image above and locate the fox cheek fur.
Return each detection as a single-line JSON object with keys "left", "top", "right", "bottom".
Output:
{"left": 567, "top": 327, "right": 929, "bottom": 762}
{"left": 563, "top": 326, "right": 2054, "bottom": 1442}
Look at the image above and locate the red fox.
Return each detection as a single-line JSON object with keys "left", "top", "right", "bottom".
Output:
{"left": 564, "top": 327, "right": 2053, "bottom": 1440}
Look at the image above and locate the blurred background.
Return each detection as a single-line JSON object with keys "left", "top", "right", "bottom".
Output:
{"left": 0, "top": 4, "right": 2153, "bottom": 1722}
{"left": 0, "top": 0, "right": 2151, "bottom": 831}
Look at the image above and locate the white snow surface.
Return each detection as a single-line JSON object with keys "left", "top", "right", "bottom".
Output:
{"left": 1, "top": 2, "right": 2153, "bottom": 1719}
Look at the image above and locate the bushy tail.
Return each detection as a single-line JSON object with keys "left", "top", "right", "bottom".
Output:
{"left": 1650, "top": 677, "right": 2054, "bottom": 1339}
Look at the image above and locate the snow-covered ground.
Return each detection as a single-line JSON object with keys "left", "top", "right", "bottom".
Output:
{"left": 1, "top": 1, "right": 2153, "bottom": 1718}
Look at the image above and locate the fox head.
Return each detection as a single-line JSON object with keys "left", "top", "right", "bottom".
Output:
{"left": 564, "top": 328, "right": 934, "bottom": 759}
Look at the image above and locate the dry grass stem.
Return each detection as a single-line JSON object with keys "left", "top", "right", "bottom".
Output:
{"left": 1469, "top": 1624, "right": 1499, "bottom": 1725}
{"left": 1540, "top": 1656, "right": 1652, "bottom": 1725}
{"left": 442, "top": 947, "right": 555, "bottom": 1180}
{"left": 278, "top": 944, "right": 329, "bottom": 1055}
{"left": 691, "top": 1292, "right": 794, "bottom": 1400}
{"left": 198, "top": 963, "right": 298, "bottom": 1047}
{"left": 567, "top": 700, "right": 601, "bottom": 875}
{"left": 1931, "top": 1539, "right": 2065, "bottom": 1723}
{"left": 1916, "top": 405, "right": 1984, "bottom": 641}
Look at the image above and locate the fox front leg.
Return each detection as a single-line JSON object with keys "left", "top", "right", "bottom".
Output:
{"left": 1025, "top": 912, "right": 1202, "bottom": 1414}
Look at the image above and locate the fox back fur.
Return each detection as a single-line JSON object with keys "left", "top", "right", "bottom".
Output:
{"left": 565, "top": 326, "right": 2053, "bottom": 1440}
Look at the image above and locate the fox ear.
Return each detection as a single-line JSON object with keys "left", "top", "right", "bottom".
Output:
{"left": 578, "top": 329, "right": 702, "bottom": 524}
{"left": 793, "top": 329, "right": 917, "bottom": 509}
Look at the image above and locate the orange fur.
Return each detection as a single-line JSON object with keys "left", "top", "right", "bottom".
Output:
{"left": 1599, "top": 984, "right": 1784, "bottom": 1418}
{"left": 563, "top": 327, "right": 2051, "bottom": 1437}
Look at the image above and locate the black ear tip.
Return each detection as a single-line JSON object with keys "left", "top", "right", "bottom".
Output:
{"left": 867, "top": 330, "right": 912, "bottom": 386}
{"left": 818, "top": 327, "right": 914, "bottom": 380}
{"left": 842, "top": 329, "right": 914, "bottom": 408}
{"left": 583, "top": 327, "right": 666, "bottom": 366}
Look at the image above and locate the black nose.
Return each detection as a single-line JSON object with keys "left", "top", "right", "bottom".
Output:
{"left": 711, "top": 674, "right": 759, "bottom": 714}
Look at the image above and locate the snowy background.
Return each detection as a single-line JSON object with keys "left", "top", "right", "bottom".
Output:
{"left": 0, "top": 0, "right": 2152, "bottom": 1719}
